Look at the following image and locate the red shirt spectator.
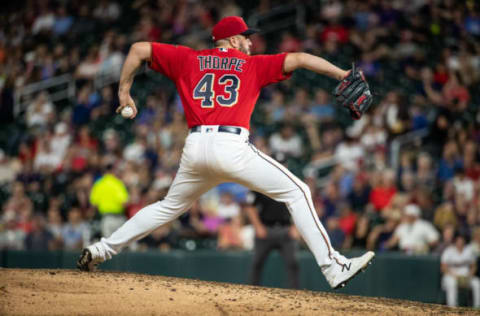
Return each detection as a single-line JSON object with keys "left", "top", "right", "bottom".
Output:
{"left": 370, "top": 186, "right": 397, "bottom": 211}
{"left": 278, "top": 32, "right": 302, "bottom": 52}
{"left": 369, "top": 170, "right": 397, "bottom": 211}
{"left": 320, "top": 24, "right": 349, "bottom": 44}
{"left": 434, "top": 64, "right": 449, "bottom": 85}
{"left": 339, "top": 210, "right": 357, "bottom": 236}
{"left": 465, "top": 160, "right": 480, "bottom": 181}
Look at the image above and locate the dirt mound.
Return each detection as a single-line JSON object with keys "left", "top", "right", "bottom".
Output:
{"left": 0, "top": 268, "right": 475, "bottom": 315}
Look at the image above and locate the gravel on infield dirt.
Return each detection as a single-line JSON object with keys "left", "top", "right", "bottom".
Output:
{"left": 0, "top": 268, "right": 475, "bottom": 316}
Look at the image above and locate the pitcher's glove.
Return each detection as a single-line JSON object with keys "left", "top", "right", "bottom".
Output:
{"left": 333, "top": 64, "right": 373, "bottom": 120}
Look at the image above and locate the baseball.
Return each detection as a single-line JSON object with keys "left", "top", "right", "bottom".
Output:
{"left": 121, "top": 106, "right": 134, "bottom": 118}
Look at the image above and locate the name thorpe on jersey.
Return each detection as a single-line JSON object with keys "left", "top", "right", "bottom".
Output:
{"left": 197, "top": 55, "right": 246, "bottom": 72}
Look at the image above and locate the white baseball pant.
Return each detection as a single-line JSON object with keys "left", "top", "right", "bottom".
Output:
{"left": 442, "top": 274, "right": 480, "bottom": 307}
{"left": 92, "top": 126, "right": 346, "bottom": 269}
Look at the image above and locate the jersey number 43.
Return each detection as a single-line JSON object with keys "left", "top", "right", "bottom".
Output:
{"left": 193, "top": 73, "right": 240, "bottom": 108}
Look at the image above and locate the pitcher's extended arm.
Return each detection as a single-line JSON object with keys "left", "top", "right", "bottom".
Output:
{"left": 283, "top": 52, "right": 347, "bottom": 80}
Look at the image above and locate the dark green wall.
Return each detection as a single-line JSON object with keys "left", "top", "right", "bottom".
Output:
{"left": 1, "top": 250, "right": 442, "bottom": 303}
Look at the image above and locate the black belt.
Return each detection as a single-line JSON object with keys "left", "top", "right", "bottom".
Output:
{"left": 190, "top": 125, "right": 242, "bottom": 135}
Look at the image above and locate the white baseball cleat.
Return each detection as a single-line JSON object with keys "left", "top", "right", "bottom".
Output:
{"left": 77, "top": 245, "right": 104, "bottom": 272}
{"left": 324, "top": 251, "right": 375, "bottom": 289}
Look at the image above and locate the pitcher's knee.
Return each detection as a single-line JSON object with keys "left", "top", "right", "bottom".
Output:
{"left": 291, "top": 182, "right": 311, "bottom": 202}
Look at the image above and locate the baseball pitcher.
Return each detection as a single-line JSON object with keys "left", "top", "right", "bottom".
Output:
{"left": 78, "top": 16, "right": 374, "bottom": 289}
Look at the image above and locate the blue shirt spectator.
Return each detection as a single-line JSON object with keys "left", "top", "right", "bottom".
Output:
{"left": 53, "top": 7, "right": 74, "bottom": 36}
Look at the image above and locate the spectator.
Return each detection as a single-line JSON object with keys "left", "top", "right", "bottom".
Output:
{"left": 413, "top": 187, "right": 435, "bottom": 222}
{"left": 4, "top": 182, "right": 33, "bottom": 216}
{"left": 441, "top": 233, "right": 480, "bottom": 307}
{"left": 468, "top": 227, "right": 480, "bottom": 258}
{"left": 416, "top": 153, "right": 435, "bottom": 188}
{"left": 93, "top": 0, "right": 121, "bottom": 22}
{"left": 338, "top": 203, "right": 357, "bottom": 248}
{"left": 98, "top": 34, "right": 125, "bottom": 81}
{"left": 0, "top": 150, "right": 21, "bottom": 185}
{"left": 386, "top": 204, "right": 439, "bottom": 254}
{"left": 360, "top": 126, "right": 387, "bottom": 152}
{"left": 46, "top": 207, "right": 63, "bottom": 247}
{"left": 32, "top": 7, "right": 55, "bottom": 35}
{"left": 16, "top": 201, "right": 34, "bottom": 235}
{"left": 434, "top": 224, "right": 456, "bottom": 255}
{"left": 89, "top": 164, "right": 129, "bottom": 238}
{"left": 24, "top": 214, "right": 55, "bottom": 250}
{"left": 384, "top": 91, "right": 409, "bottom": 135}
{"left": 399, "top": 171, "right": 416, "bottom": 195}
{"left": 217, "top": 192, "right": 240, "bottom": 220}
{"left": 139, "top": 224, "right": 177, "bottom": 251}
{"left": 217, "top": 215, "right": 250, "bottom": 251}
{"left": 53, "top": 6, "right": 74, "bottom": 37}
{"left": 264, "top": 90, "right": 286, "bottom": 124}
{"left": 347, "top": 173, "right": 371, "bottom": 212}
{"left": 61, "top": 207, "right": 91, "bottom": 250}
{"left": 200, "top": 203, "right": 224, "bottom": 236}
{"left": 289, "top": 88, "right": 311, "bottom": 116}
{"left": 437, "top": 141, "right": 463, "bottom": 183}
{"left": 178, "top": 201, "right": 208, "bottom": 238}
{"left": 33, "top": 138, "right": 62, "bottom": 173}
{"left": 269, "top": 124, "right": 303, "bottom": 158}
{"left": 434, "top": 202, "right": 457, "bottom": 231}
{"left": 74, "top": 48, "right": 100, "bottom": 80}
{"left": 50, "top": 122, "right": 71, "bottom": 164}
{"left": 278, "top": 31, "right": 301, "bottom": 53}
{"left": 326, "top": 217, "right": 345, "bottom": 249}
{"left": 322, "top": 182, "right": 343, "bottom": 219}
{"left": 334, "top": 136, "right": 364, "bottom": 172}
{"left": 351, "top": 214, "right": 370, "bottom": 249}
{"left": 27, "top": 180, "right": 48, "bottom": 213}
{"left": 443, "top": 72, "right": 470, "bottom": 111}
{"left": 68, "top": 126, "right": 98, "bottom": 172}
{"left": 309, "top": 88, "right": 334, "bottom": 121}
{"left": 26, "top": 91, "right": 54, "bottom": 128}
{"left": 123, "top": 135, "right": 147, "bottom": 163}
{"left": 125, "top": 186, "right": 145, "bottom": 219}
{"left": 0, "top": 211, "right": 25, "bottom": 250}
{"left": 369, "top": 169, "right": 397, "bottom": 212}
{"left": 453, "top": 168, "right": 475, "bottom": 202}
{"left": 367, "top": 209, "right": 401, "bottom": 251}
{"left": 464, "top": 141, "right": 480, "bottom": 181}
{"left": 70, "top": 4, "right": 96, "bottom": 36}
{"left": 320, "top": 19, "right": 349, "bottom": 44}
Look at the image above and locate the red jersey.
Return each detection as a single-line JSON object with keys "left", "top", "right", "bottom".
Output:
{"left": 149, "top": 43, "right": 291, "bottom": 129}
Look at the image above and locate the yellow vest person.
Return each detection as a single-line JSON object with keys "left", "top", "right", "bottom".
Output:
{"left": 90, "top": 173, "right": 129, "bottom": 215}
{"left": 90, "top": 171, "right": 129, "bottom": 238}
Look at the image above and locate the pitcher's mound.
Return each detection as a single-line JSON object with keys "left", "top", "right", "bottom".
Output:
{"left": 0, "top": 268, "right": 474, "bottom": 315}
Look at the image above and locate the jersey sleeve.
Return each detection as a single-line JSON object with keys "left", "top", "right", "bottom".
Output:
{"left": 149, "top": 43, "right": 192, "bottom": 80}
{"left": 251, "top": 53, "right": 292, "bottom": 87}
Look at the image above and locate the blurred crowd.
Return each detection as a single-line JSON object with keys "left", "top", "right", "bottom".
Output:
{"left": 0, "top": 0, "right": 479, "bottom": 260}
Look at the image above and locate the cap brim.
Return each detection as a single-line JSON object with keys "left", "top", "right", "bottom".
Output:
{"left": 242, "top": 28, "right": 259, "bottom": 36}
